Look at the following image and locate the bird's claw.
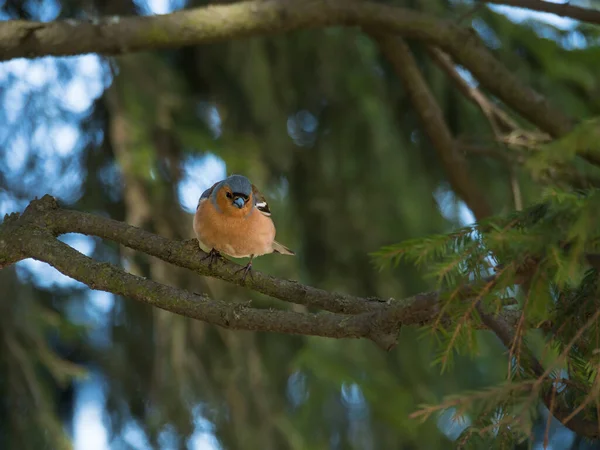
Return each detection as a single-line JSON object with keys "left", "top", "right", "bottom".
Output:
{"left": 201, "top": 249, "right": 222, "bottom": 268}
{"left": 235, "top": 262, "right": 254, "bottom": 282}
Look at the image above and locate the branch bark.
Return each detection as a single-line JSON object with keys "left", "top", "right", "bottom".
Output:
{"left": 1, "top": 197, "right": 401, "bottom": 348}
{"left": 370, "top": 33, "right": 493, "bottom": 221}
{"left": 0, "top": 0, "right": 571, "bottom": 137}
{"left": 0, "top": 195, "right": 516, "bottom": 351}
{"left": 424, "top": 46, "right": 525, "bottom": 210}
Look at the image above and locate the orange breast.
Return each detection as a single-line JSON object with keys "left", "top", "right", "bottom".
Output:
{"left": 194, "top": 200, "right": 276, "bottom": 258}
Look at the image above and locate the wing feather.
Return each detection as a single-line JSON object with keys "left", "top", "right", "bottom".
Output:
{"left": 252, "top": 184, "right": 271, "bottom": 216}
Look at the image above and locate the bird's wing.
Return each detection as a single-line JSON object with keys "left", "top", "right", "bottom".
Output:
{"left": 197, "top": 181, "right": 220, "bottom": 210}
{"left": 272, "top": 240, "right": 295, "bottom": 255}
{"left": 252, "top": 184, "right": 271, "bottom": 216}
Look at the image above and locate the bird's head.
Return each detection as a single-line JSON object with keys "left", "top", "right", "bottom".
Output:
{"left": 215, "top": 175, "right": 254, "bottom": 216}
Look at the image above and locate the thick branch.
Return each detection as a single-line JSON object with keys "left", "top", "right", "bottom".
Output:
{"left": 49, "top": 208, "right": 386, "bottom": 315}
{"left": 29, "top": 236, "right": 389, "bottom": 343}
{"left": 482, "top": 0, "right": 600, "bottom": 26}
{"left": 41, "top": 201, "right": 491, "bottom": 327}
{"left": 0, "top": 197, "right": 400, "bottom": 348}
{"left": 0, "top": 195, "right": 519, "bottom": 347}
{"left": 0, "top": 0, "right": 570, "bottom": 137}
{"left": 371, "top": 33, "right": 493, "bottom": 220}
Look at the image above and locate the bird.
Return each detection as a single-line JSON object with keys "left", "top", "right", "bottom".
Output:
{"left": 193, "top": 174, "right": 295, "bottom": 279}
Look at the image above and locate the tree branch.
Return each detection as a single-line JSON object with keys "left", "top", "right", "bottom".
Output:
{"left": 370, "top": 32, "right": 493, "bottom": 221}
{"left": 48, "top": 207, "right": 386, "bottom": 316}
{"left": 426, "top": 46, "right": 519, "bottom": 135}
{"left": 481, "top": 0, "right": 600, "bottom": 26}
{"left": 0, "top": 195, "right": 519, "bottom": 351}
{"left": 369, "top": 35, "right": 598, "bottom": 432}
{"left": 1, "top": 197, "right": 401, "bottom": 348}
{"left": 0, "top": 0, "right": 571, "bottom": 137}
{"left": 424, "top": 46, "right": 525, "bottom": 210}
{"left": 6, "top": 197, "right": 598, "bottom": 436}
{"left": 33, "top": 238, "right": 391, "bottom": 343}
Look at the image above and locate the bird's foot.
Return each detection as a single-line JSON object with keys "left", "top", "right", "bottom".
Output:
{"left": 201, "top": 248, "right": 222, "bottom": 268}
{"left": 235, "top": 261, "right": 254, "bottom": 282}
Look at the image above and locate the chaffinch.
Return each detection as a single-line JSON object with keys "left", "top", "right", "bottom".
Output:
{"left": 193, "top": 174, "right": 295, "bottom": 278}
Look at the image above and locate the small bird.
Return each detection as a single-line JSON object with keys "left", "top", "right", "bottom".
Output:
{"left": 193, "top": 174, "right": 295, "bottom": 279}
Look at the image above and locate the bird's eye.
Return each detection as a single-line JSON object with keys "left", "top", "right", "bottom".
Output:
{"left": 226, "top": 192, "right": 233, "bottom": 199}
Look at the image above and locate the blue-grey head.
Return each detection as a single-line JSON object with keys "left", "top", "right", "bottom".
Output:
{"left": 199, "top": 174, "right": 255, "bottom": 212}
{"left": 208, "top": 174, "right": 252, "bottom": 210}
{"left": 223, "top": 175, "right": 252, "bottom": 208}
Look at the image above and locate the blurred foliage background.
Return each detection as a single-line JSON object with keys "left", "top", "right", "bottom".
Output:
{"left": 0, "top": 0, "right": 599, "bottom": 449}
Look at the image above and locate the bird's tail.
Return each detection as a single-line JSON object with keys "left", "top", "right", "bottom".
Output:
{"left": 272, "top": 240, "right": 295, "bottom": 256}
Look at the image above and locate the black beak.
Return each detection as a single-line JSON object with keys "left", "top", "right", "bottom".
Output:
{"left": 233, "top": 196, "right": 245, "bottom": 209}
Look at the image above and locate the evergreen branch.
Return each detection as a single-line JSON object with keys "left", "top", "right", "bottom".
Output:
{"left": 371, "top": 227, "right": 476, "bottom": 270}
{"left": 561, "top": 363, "right": 600, "bottom": 427}
{"left": 369, "top": 32, "right": 493, "bottom": 221}
{"left": 5, "top": 195, "right": 599, "bottom": 437}
{"left": 507, "top": 295, "right": 528, "bottom": 379}
{"left": 0, "top": 0, "right": 571, "bottom": 137}
{"left": 477, "top": 305, "right": 600, "bottom": 438}
{"left": 440, "top": 270, "right": 502, "bottom": 369}
{"left": 481, "top": 0, "right": 600, "bottom": 26}
{"left": 409, "top": 380, "right": 536, "bottom": 422}
{"left": 0, "top": 195, "right": 522, "bottom": 350}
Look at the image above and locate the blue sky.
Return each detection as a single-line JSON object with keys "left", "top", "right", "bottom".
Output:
{"left": 0, "top": 0, "right": 588, "bottom": 448}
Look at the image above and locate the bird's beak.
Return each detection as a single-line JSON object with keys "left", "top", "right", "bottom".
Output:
{"left": 232, "top": 196, "right": 245, "bottom": 209}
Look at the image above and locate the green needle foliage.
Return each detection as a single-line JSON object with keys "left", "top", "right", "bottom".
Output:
{"left": 2, "top": 0, "right": 600, "bottom": 448}
{"left": 373, "top": 186, "right": 600, "bottom": 445}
